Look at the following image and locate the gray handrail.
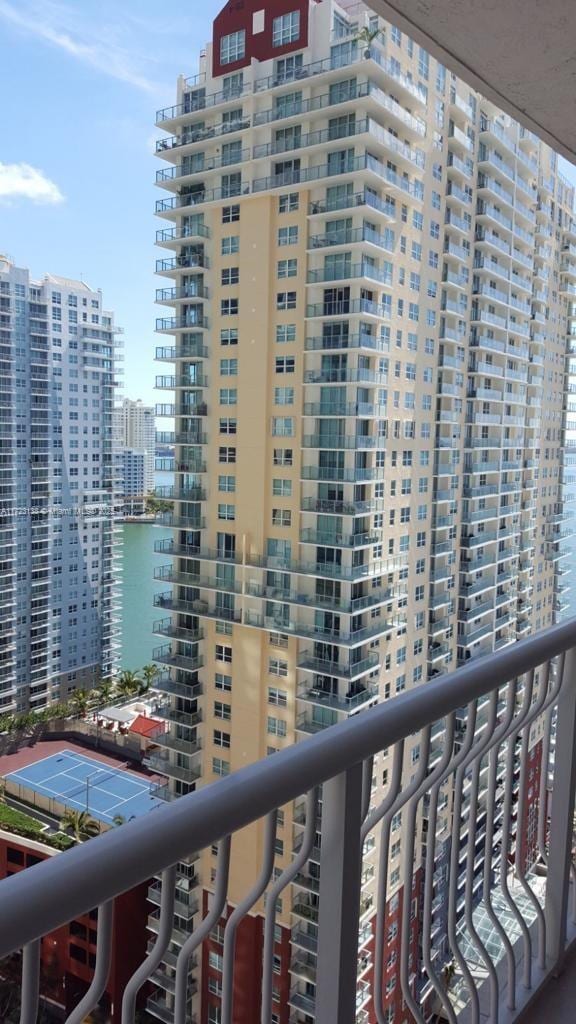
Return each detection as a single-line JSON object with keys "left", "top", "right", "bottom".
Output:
{"left": 0, "top": 617, "right": 574, "bottom": 958}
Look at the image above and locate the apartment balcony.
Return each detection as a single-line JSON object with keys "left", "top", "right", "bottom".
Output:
{"left": 307, "top": 225, "right": 394, "bottom": 254}
{"left": 4, "top": 619, "right": 576, "bottom": 1022}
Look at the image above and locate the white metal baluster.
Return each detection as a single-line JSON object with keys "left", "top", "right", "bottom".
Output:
{"left": 446, "top": 699, "right": 487, "bottom": 1023}
{"left": 498, "top": 671, "right": 536, "bottom": 991}
{"left": 459, "top": 692, "right": 501, "bottom": 1023}
{"left": 121, "top": 864, "right": 177, "bottom": 1024}
{"left": 65, "top": 901, "right": 114, "bottom": 1024}
{"left": 174, "top": 836, "right": 231, "bottom": 1024}
{"left": 372, "top": 728, "right": 431, "bottom": 1024}
{"left": 19, "top": 939, "right": 40, "bottom": 1024}
{"left": 359, "top": 740, "right": 404, "bottom": 1024}
{"left": 221, "top": 811, "right": 277, "bottom": 1024}
{"left": 514, "top": 663, "right": 552, "bottom": 971}
{"left": 316, "top": 764, "right": 364, "bottom": 1024}
{"left": 400, "top": 714, "right": 455, "bottom": 1023}
{"left": 482, "top": 679, "right": 520, "bottom": 1011}
{"left": 545, "top": 643, "right": 576, "bottom": 971}
{"left": 260, "top": 788, "right": 318, "bottom": 1024}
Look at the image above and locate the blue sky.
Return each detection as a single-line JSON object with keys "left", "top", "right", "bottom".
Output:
{"left": 0, "top": 0, "right": 223, "bottom": 404}
{"left": 1, "top": 0, "right": 575, "bottom": 406}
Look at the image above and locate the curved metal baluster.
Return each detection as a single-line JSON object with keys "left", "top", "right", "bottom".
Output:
{"left": 261, "top": 790, "right": 318, "bottom": 1024}
{"left": 399, "top": 714, "right": 456, "bottom": 1023}
{"left": 537, "top": 704, "right": 554, "bottom": 866}
{"left": 494, "top": 656, "right": 565, "bottom": 993}
{"left": 498, "top": 671, "right": 536, "bottom": 990}
{"left": 174, "top": 836, "right": 231, "bottom": 1024}
{"left": 514, "top": 664, "right": 552, "bottom": 971}
{"left": 360, "top": 740, "right": 404, "bottom": 843}
{"left": 419, "top": 699, "right": 481, "bottom": 1024}
{"left": 221, "top": 811, "right": 277, "bottom": 1024}
{"left": 372, "top": 727, "right": 431, "bottom": 1024}
{"left": 65, "top": 901, "right": 114, "bottom": 1024}
{"left": 121, "top": 864, "right": 177, "bottom": 1024}
{"left": 19, "top": 939, "right": 40, "bottom": 1024}
{"left": 482, "top": 679, "right": 520, "bottom": 1011}
{"left": 459, "top": 692, "right": 501, "bottom": 1023}
{"left": 446, "top": 696, "right": 499, "bottom": 1024}
{"left": 361, "top": 755, "right": 374, "bottom": 822}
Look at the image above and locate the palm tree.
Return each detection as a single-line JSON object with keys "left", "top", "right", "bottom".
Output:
{"left": 140, "top": 664, "right": 159, "bottom": 693}
{"left": 116, "top": 669, "right": 141, "bottom": 699}
{"left": 59, "top": 810, "right": 100, "bottom": 842}
{"left": 112, "top": 814, "right": 126, "bottom": 827}
{"left": 70, "top": 689, "right": 89, "bottom": 717}
{"left": 96, "top": 679, "right": 115, "bottom": 706}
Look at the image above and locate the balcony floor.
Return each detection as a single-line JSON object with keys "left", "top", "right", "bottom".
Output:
{"left": 519, "top": 942, "right": 576, "bottom": 1023}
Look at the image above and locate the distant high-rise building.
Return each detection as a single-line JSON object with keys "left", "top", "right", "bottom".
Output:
{"left": 113, "top": 398, "right": 155, "bottom": 495}
{"left": 0, "top": 256, "right": 121, "bottom": 712}
{"left": 151, "top": 2, "right": 576, "bottom": 1021}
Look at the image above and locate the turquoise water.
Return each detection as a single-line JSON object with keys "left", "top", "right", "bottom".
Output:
{"left": 119, "top": 523, "right": 172, "bottom": 671}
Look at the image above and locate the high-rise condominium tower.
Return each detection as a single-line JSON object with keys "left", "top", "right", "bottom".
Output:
{"left": 0, "top": 256, "right": 121, "bottom": 713}
{"left": 113, "top": 397, "right": 156, "bottom": 496}
{"left": 152, "top": 2, "right": 576, "bottom": 1021}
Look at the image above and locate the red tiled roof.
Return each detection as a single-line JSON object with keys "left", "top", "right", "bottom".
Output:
{"left": 129, "top": 715, "right": 163, "bottom": 738}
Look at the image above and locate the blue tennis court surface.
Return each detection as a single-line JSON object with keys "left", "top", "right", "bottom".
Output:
{"left": 5, "top": 749, "right": 164, "bottom": 825}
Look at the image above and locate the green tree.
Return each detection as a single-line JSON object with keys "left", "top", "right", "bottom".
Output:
{"left": 353, "top": 26, "right": 380, "bottom": 50}
{"left": 70, "top": 689, "right": 89, "bottom": 717}
{"left": 59, "top": 810, "right": 100, "bottom": 842}
{"left": 140, "top": 664, "right": 158, "bottom": 693}
{"left": 116, "top": 670, "right": 141, "bottom": 698}
{"left": 97, "top": 679, "right": 115, "bottom": 705}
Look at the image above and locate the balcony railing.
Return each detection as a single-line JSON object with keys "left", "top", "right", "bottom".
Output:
{"left": 0, "top": 620, "right": 575, "bottom": 1024}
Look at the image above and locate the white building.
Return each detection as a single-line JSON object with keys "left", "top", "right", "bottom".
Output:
{"left": 0, "top": 256, "right": 121, "bottom": 711}
{"left": 114, "top": 398, "right": 155, "bottom": 495}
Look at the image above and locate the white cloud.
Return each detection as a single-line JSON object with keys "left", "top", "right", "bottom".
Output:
{"left": 0, "top": 0, "right": 156, "bottom": 92}
{"left": 0, "top": 162, "right": 64, "bottom": 205}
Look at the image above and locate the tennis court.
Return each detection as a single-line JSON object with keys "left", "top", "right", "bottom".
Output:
{"left": 4, "top": 749, "right": 164, "bottom": 825}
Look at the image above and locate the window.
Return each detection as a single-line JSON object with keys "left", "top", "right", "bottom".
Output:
{"left": 274, "top": 448, "right": 293, "bottom": 465}
{"left": 268, "top": 686, "right": 288, "bottom": 706}
{"left": 220, "top": 358, "right": 238, "bottom": 376}
{"left": 274, "top": 387, "right": 294, "bottom": 409}
{"left": 220, "top": 29, "right": 245, "bottom": 65}
{"left": 212, "top": 758, "right": 230, "bottom": 777}
{"left": 218, "top": 475, "right": 235, "bottom": 493}
{"left": 276, "top": 324, "right": 296, "bottom": 343}
{"left": 214, "top": 729, "right": 231, "bottom": 749}
{"left": 215, "top": 672, "right": 232, "bottom": 691}
{"left": 216, "top": 644, "right": 232, "bottom": 664}
{"left": 220, "top": 328, "right": 238, "bottom": 346}
{"left": 222, "top": 204, "right": 240, "bottom": 223}
{"left": 218, "top": 446, "right": 236, "bottom": 463}
{"left": 214, "top": 701, "right": 231, "bottom": 721}
{"left": 269, "top": 657, "right": 288, "bottom": 676}
{"left": 221, "top": 267, "right": 239, "bottom": 286}
{"left": 221, "top": 235, "right": 239, "bottom": 255}
{"left": 268, "top": 716, "right": 287, "bottom": 737}
{"left": 279, "top": 192, "right": 299, "bottom": 213}
{"left": 219, "top": 388, "right": 237, "bottom": 405}
{"left": 277, "top": 291, "right": 296, "bottom": 310}
{"left": 272, "top": 478, "right": 292, "bottom": 497}
{"left": 272, "top": 11, "right": 300, "bottom": 47}
{"left": 271, "top": 415, "right": 296, "bottom": 439}
{"left": 278, "top": 226, "right": 298, "bottom": 246}
{"left": 277, "top": 258, "right": 297, "bottom": 278}
{"left": 275, "top": 356, "right": 295, "bottom": 373}
{"left": 218, "top": 503, "right": 235, "bottom": 520}
{"left": 219, "top": 417, "right": 237, "bottom": 435}
{"left": 272, "top": 509, "right": 291, "bottom": 526}
{"left": 221, "top": 298, "right": 238, "bottom": 316}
